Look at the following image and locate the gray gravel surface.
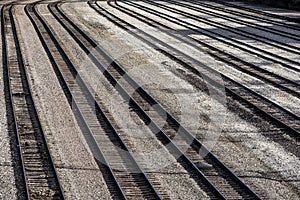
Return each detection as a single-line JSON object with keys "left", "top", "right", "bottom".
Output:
{"left": 14, "top": 4, "right": 112, "bottom": 199}
{"left": 224, "top": 0, "right": 300, "bottom": 18}
{"left": 1, "top": 1, "right": 299, "bottom": 199}
{"left": 0, "top": 4, "right": 22, "bottom": 200}
{"left": 128, "top": 0, "right": 300, "bottom": 115}
{"left": 61, "top": 1, "right": 300, "bottom": 199}
{"left": 53, "top": 3, "right": 212, "bottom": 199}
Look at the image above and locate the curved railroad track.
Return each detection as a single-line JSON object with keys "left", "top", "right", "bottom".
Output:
{"left": 208, "top": 0, "right": 300, "bottom": 24}
{"left": 47, "top": 2, "right": 228, "bottom": 199}
{"left": 25, "top": 2, "right": 168, "bottom": 199}
{"left": 182, "top": 0, "right": 300, "bottom": 32}
{"left": 140, "top": 0, "right": 300, "bottom": 63}
{"left": 103, "top": 0, "right": 300, "bottom": 146}
{"left": 112, "top": 0, "right": 300, "bottom": 156}
{"left": 2, "top": 3, "right": 65, "bottom": 199}
{"left": 3, "top": 0, "right": 299, "bottom": 199}
{"left": 117, "top": 0, "right": 299, "bottom": 135}
{"left": 121, "top": 0, "right": 300, "bottom": 78}
{"left": 46, "top": 0, "right": 264, "bottom": 199}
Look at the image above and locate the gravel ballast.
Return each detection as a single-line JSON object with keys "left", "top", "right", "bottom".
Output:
{"left": 61, "top": 1, "right": 300, "bottom": 199}
{"left": 14, "top": 5, "right": 112, "bottom": 199}
{"left": 0, "top": 1, "right": 299, "bottom": 199}
{"left": 46, "top": 3, "right": 212, "bottom": 199}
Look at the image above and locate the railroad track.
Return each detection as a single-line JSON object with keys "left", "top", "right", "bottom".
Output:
{"left": 140, "top": 0, "right": 300, "bottom": 63}
{"left": 1, "top": 3, "right": 64, "bottom": 199}
{"left": 115, "top": 1, "right": 300, "bottom": 98}
{"left": 115, "top": 0, "right": 299, "bottom": 131}
{"left": 182, "top": 0, "right": 300, "bottom": 32}
{"left": 2, "top": 0, "right": 297, "bottom": 199}
{"left": 164, "top": 0, "right": 300, "bottom": 42}
{"left": 114, "top": 0, "right": 300, "bottom": 141}
{"left": 129, "top": 0, "right": 300, "bottom": 73}
{"left": 46, "top": 2, "right": 227, "bottom": 199}
{"left": 113, "top": 0, "right": 300, "bottom": 157}
{"left": 120, "top": 2, "right": 300, "bottom": 79}
{"left": 122, "top": 0, "right": 300, "bottom": 74}
{"left": 25, "top": 2, "right": 168, "bottom": 199}
{"left": 44, "top": 1, "right": 264, "bottom": 199}
{"left": 209, "top": 0, "right": 300, "bottom": 24}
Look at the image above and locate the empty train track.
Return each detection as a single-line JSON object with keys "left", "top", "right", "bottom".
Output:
{"left": 1, "top": 3, "right": 64, "bottom": 199}
{"left": 25, "top": 2, "right": 168, "bottom": 199}
{"left": 164, "top": 0, "right": 300, "bottom": 41}
{"left": 41, "top": 1, "right": 264, "bottom": 199}
{"left": 115, "top": 1, "right": 300, "bottom": 100}
{"left": 124, "top": 0, "right": 300, "bottom": 75}
{"left": 207, "top": 0, "right": 300, "bottom": 24}
{"left": 2, "top": 0, "right": 298, "bottom": 199}
{"left": 106, "top": 0, "right": 300, "bottom": 144}
{"left": 111, "top": 0, "right": 300, "bottom": 156}
{"left": 181, "top": 0, "right": 300, "bottom": 32}
{"left": 140, "top": 0, "right": 300, "bottom": 67}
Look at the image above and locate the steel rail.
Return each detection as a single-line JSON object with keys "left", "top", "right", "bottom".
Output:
{"left": 118, "top": 0, "right": 300, "bottom": 116}
{"left": 49, "top": 1, "right": 233, "bottom": 199}
{"left": 143, "top": 0, "right": 300, "bottom": 55}
{"left": 115, "top": 1, "right": 300, "bottom": 106}
{"left": 181, "top": 0, "right": 300, "bottom": 32}
{"left": 103, "top": 0, "right": 300, "bottom": 192}
{"left": 9, "top": 3, "right": 65, "bottom": 199}
{"left": 117, "top": 0, "right": 300, "bottom": 135}
{"left": 114, "top": 0, "right": 300, "bottom": 97}
{"left": 141, "top": 0, "right": 300, "bottom": 57}
{"left": 106, "top": 0, "right": 300, "bottom": 139}
{"left": 101, "top": 0, "right": 299, "bottom": 196}
{"left": 164, "top": 0, "right": 300, "bottom": 41}
{"left": 4, "top": 2, "right": 65, "bottom": 199}
{"left": 107, "top": 0, "right": 300, "bottom": 159}
{"left": 123, "top": 1, "right": 300, "bottom": 74}
{"left": 24, "top": 2, "right": 127, "bottom": 199}
{"left": 210, "top": 0, "right": 300, "bottom": 24}
{"left": 26, "top": 2, "right": 163, "bottom": 199}
{"left": 54, "top": 0, "right": 262, "bottom": 198}
{"left": 1, "top": 3, "right": 29, "bottom": 199}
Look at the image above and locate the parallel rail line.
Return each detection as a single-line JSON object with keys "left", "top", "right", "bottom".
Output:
{"left": 5, "top": 0, "right": 298, "bottom": 199}
{"left": 141, "top": 0, "right": 300, "bottom": 60}
{"left": 182, "top": 0, "right": 300, "bottom": 32}
{"left": 26, "top": 2, "right": 165, "bottom": 199}
{"left": 122, "top": 0, "right": 300, "bottom": 74}
{"left": 210, "top": 0, "right": 300, "bottom": 24}
{"left": 1, "top": 3, "right": 28, "bottom": 198}
{"left": 51, "top": 0, "right": 263, "bottom": 199}
{"left": 164, "top": 0, "right": 300, "bottom": 41}
{"left": 2, "top": 3, "right": 64, "bottom": 199}
{"left": 116, "top": 1, "right": 300, "bottom": 100}
{"left": 113, "top": 0, "right": 300, "bottom": 156}
{"left": 48, "top": 2, "right": 229, "bottom": 199}
{"left": 133, "top": 0, "right": 300, "bottom": 73}
{"left": 116, "top": 0, "right": 300, "bottom": 141}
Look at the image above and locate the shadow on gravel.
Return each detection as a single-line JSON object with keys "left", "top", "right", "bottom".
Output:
{"left": 235, "top": 0, "right": 300, "bottom": 11}
{"left": 3, "top": 62, "right": 26, "bottom": 199}
{"left": 176, "top": 24, "right": 300, "bottom": 44}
